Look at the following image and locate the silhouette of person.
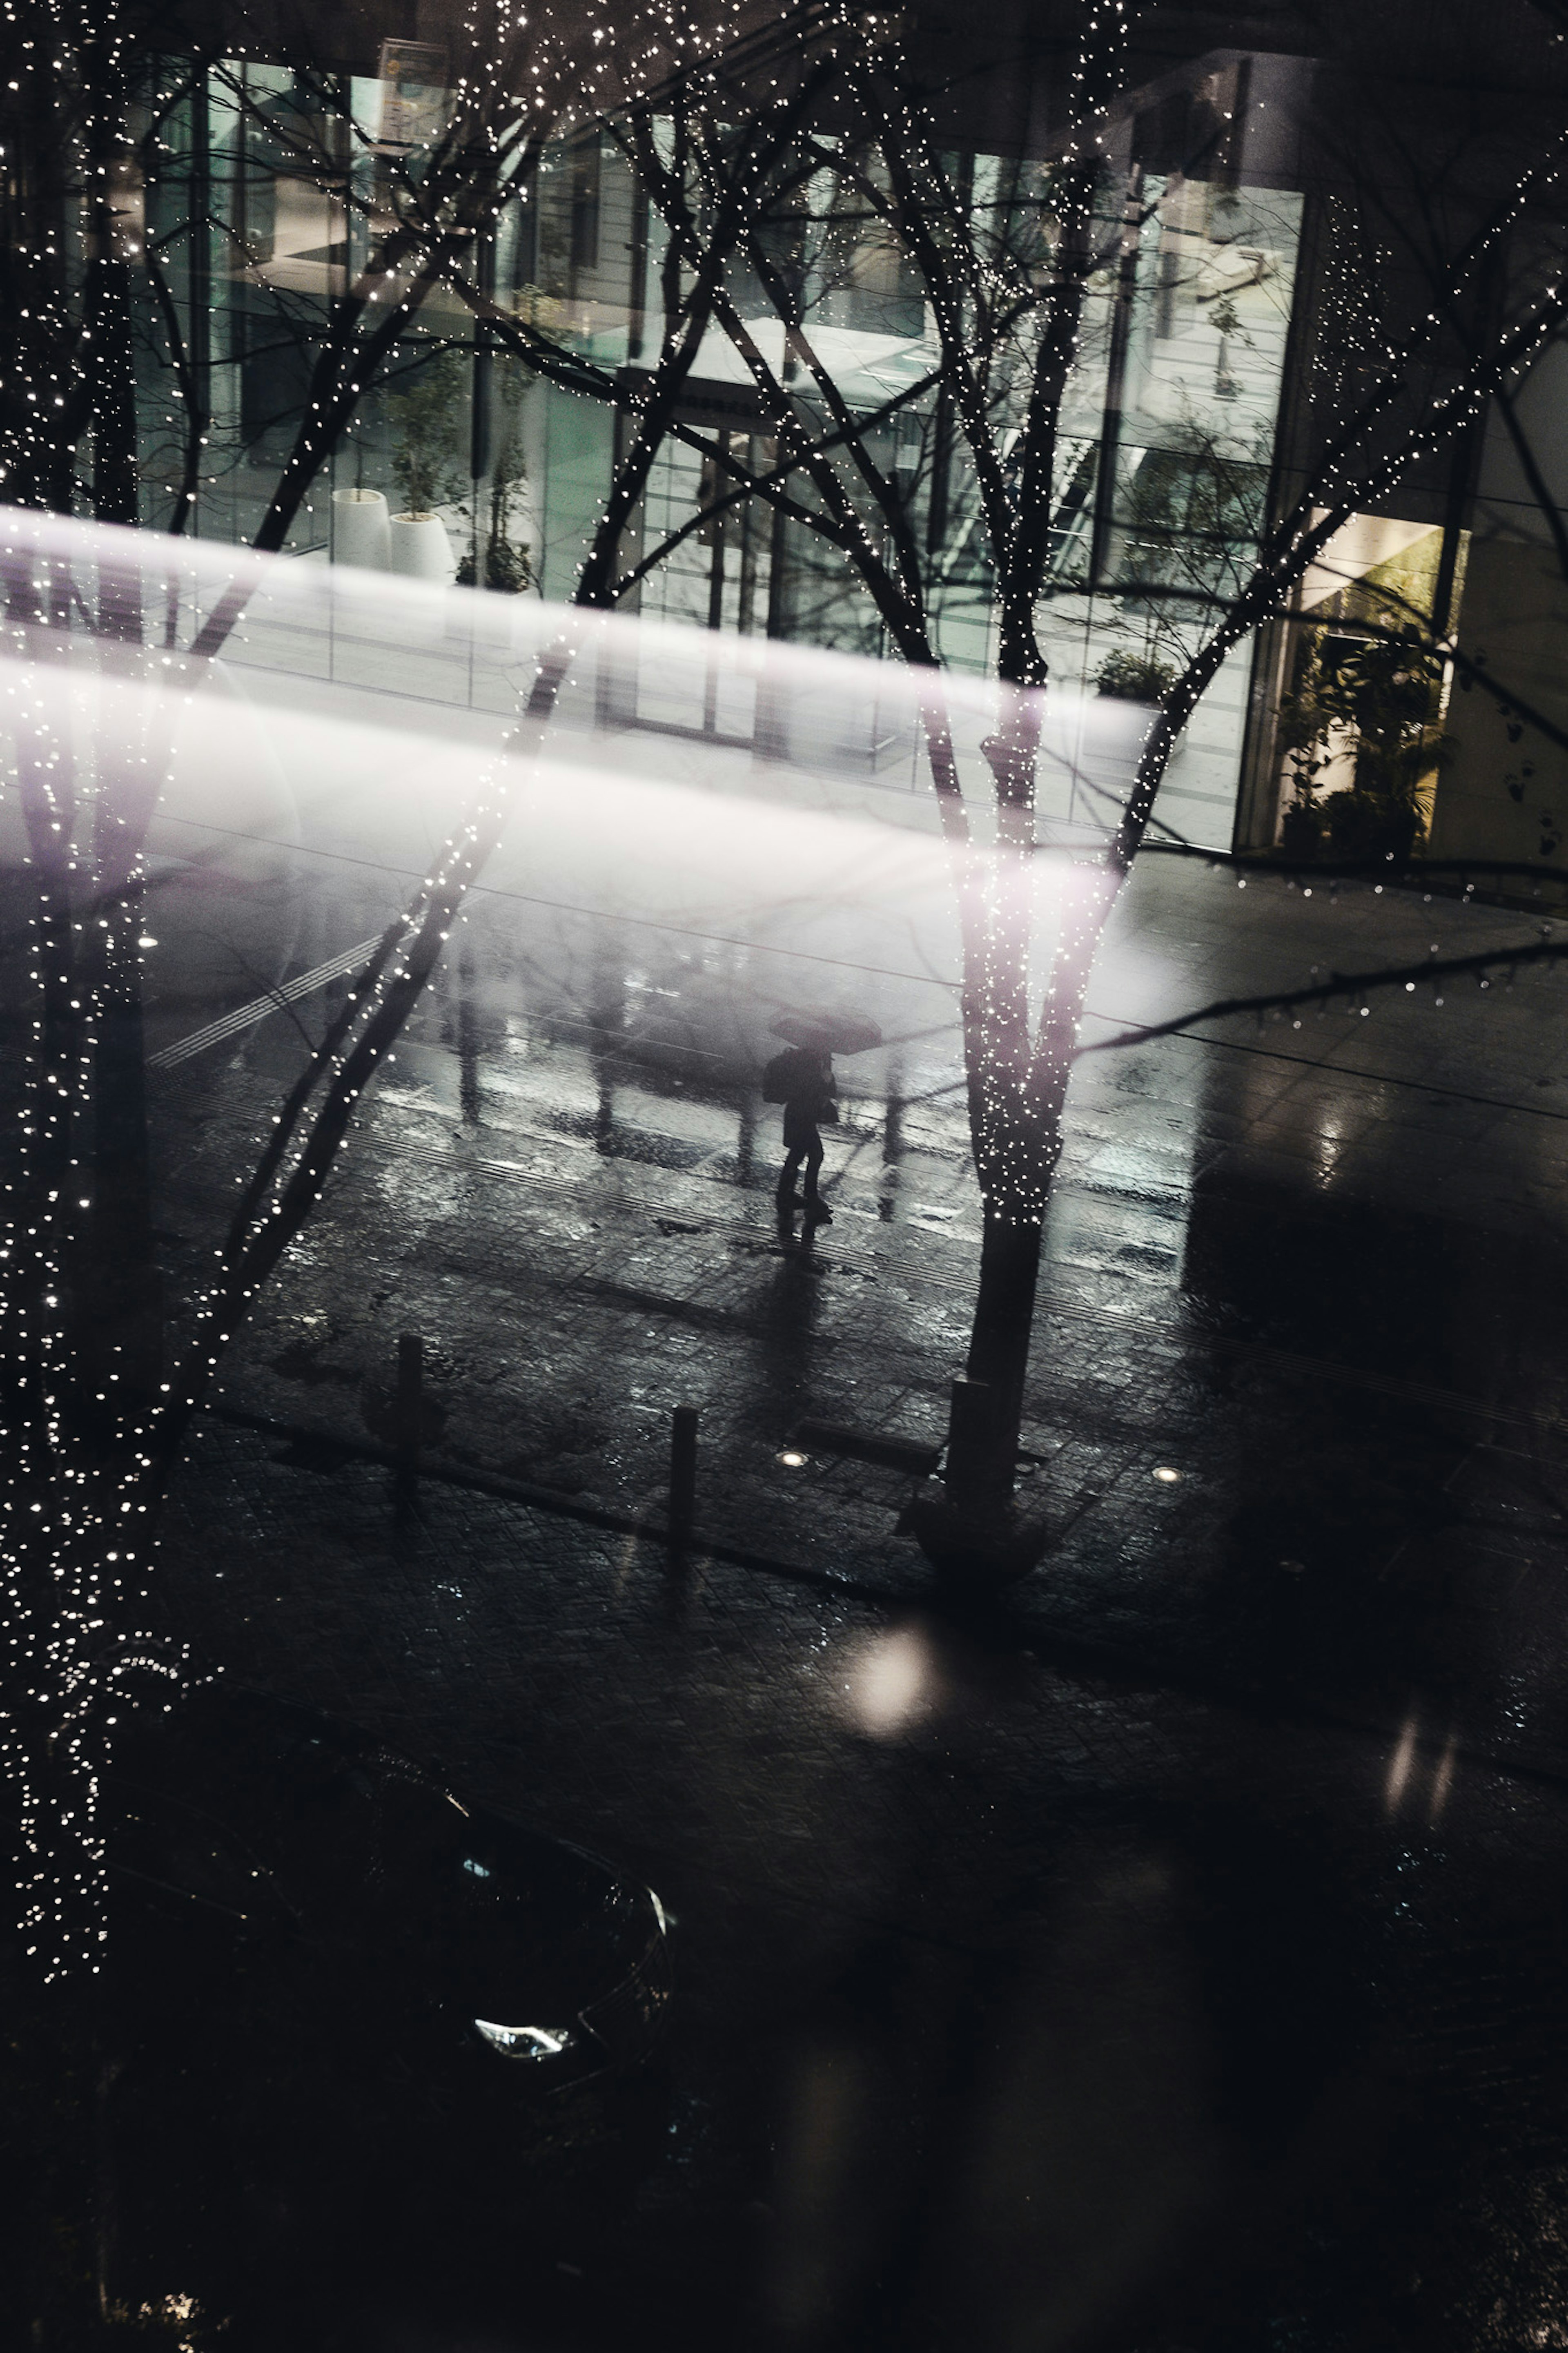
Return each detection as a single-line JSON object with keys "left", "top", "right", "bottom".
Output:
{"left": 776, "top": 1044, "right": 836, "bottom": 1224}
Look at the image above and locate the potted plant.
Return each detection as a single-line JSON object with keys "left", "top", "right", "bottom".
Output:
{"left": 1094, "top": 645, "right": 1189, "bottom": 762}
{"left": 386, "top": 348, "right": 467, "bottom": 579}
{"left": 455, "top": 358, "right": 535, "bottom": 593}
{"left": 332, "top": 436, "right": 390, "bottom": 569}
{"left": 1275, "top": 618, "right": 1452, "bottom": 861}
{"left": 1094, "top": 647, "right": 1177, "bottom": 702}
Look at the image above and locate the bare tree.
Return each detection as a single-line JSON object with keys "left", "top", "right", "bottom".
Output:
{"left": 0, "top": 0, "right": 883, "bottom": 2039}
{"left": 14, "top": 0, "right": 1568, "bottom": 2023}
{"left": 0, "top": 0, "right": 711, "bottom": 1474}
{"left": 590, "top": 2, "right": 1568, "bottom": 1561}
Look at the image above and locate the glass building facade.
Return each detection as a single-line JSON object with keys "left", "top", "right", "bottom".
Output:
{"left": 122, "top": 35, "right": 1563, "bottom": 869}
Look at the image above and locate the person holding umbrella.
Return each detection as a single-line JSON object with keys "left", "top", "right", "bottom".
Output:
{"left": 765, "top": 1009, "right": 883, "bottom": 1229}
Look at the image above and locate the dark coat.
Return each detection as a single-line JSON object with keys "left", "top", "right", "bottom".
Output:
{"left": 779, "top": 1049, "right": 836, "bottom": 1149}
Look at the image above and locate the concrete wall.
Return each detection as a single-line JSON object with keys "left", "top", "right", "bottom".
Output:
{"left": 1429, "top": 535, "right": 1568, "bottom": 870}
{"left": 1428, "top": 341, "right": 1568, "bottom": 870}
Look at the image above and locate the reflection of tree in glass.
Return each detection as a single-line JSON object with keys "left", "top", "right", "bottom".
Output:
{"left": 1098, "top": 417, "right": 1271, "bottom": 682}
{"left": 1123, "top": 427, "right": 1269, "bottom": 578}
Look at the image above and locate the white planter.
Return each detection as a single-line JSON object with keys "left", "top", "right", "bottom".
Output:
{"left": 388, "top": 512, "right": 454, "bottom": 582}
{"left": 332, "top": 486, "right": 390, "bottom": 570}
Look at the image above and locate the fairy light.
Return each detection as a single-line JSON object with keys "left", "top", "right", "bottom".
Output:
{"left": 0, "top": 517, "right": 203, "bottom": 1983}
{"left": 571, "top": 6, "right": 1184, "bottom": 1236}
{"left": 4, "top": 508, "right": 597, "bottom": 1978}
{"left": 586, "top": 0, "right": 1568, "bottom": 1546}
{"left": 5, "top": 0, "right": 1565, "bottom": 1930}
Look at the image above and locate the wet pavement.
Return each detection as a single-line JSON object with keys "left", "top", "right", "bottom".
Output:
{"left": 132, "top": 845, "right": 1568, "bottom": 2349}
{"left": 152, "top": 849, "right": 1568, "bottom": 1764}
{"left": 11, "top": 529, "right": 1568, "bottom": 2351}
{"left": 155, "top": 1424, "right": 1568, "bottom": 2352}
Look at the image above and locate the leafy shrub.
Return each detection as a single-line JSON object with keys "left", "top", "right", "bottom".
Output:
{"left": 1095, "top": 648, "right": 1178, "bottom": 702}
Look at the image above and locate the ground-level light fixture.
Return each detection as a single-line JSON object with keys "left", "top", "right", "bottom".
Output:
{"left": 778, "top": 1449, "right": 808, "bottom": 1468}
{"left": 1152, "top": 1466, "right": 1182, "bottom": 1485}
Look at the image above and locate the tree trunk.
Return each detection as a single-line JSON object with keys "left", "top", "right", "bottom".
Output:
{"left": 935, "top": 833, "right": 1100, "bottom": 1543}
{"left": 83, "top": 934, "right": 164, "bottom": 1412}
{"left": 935, "top": 717, "right": 1060, "bottom": 1523}
{"left": 87, "top": 241, "right": 138, "bottom": 530}
{"left": 947, "top": 1206, "right": 1044, "bottom": 1508}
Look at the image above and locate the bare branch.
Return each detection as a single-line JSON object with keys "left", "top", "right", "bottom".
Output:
{"left": 1074, "top": 935, "right": 1568, "bottom": 1059}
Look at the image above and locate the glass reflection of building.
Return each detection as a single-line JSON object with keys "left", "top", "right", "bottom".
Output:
{"left": 129, "top": 33, "right": 1566, "bottom": 869}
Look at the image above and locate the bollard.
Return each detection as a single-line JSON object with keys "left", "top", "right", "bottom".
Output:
{"left": 668, "top": 1405, "right": 698, "bottom": 1548}
{"left": 394, "top": 1332, "right": 423, "bottom": 1523}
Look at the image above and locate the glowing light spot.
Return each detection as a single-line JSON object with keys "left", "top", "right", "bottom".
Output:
{"left": 842, "top": 1625, "right": 936, "bottom": 1738}
{"left": 1385, "top": 1717, "right": 1419, "bottom": 1812}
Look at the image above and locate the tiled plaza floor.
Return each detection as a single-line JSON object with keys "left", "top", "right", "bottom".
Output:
{"left": 138, "top": 849, "right": 1568, "bottom": 2349}
{"left": 153, "top": 851, "right": 1568, "bottom": 1765}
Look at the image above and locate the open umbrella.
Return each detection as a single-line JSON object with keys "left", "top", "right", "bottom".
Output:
{"left": 770, "top": 1008, "right": 884, "bottom": 1055}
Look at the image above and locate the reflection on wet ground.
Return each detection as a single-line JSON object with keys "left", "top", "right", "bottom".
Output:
{"left": 148, "top": 853, "right": 1568, "bottom": 1756}
{"left": 143, "top": 1436, "right": 1568, "bottom": 2353}
{"left": 17, "top": 850, "right": 1568, "bottom": 2349}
